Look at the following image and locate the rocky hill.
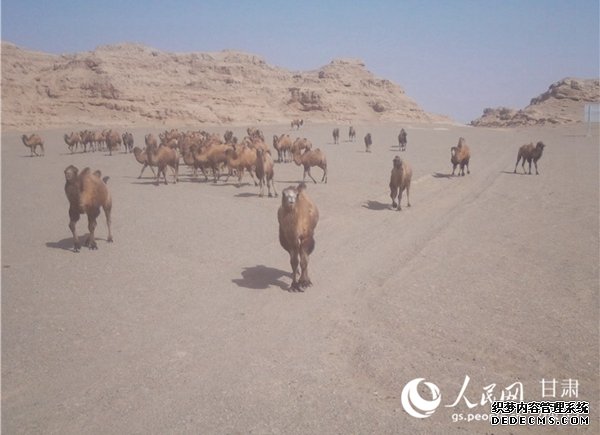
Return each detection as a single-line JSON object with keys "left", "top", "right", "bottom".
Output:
{"left": 471, "top": 78, "right": 600, "bottom": 127}
{"left": 1, "top": 41, "right": 452, "bottom": 130}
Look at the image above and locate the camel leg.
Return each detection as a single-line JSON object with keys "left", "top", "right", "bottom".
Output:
{"left": 68, "top": 207, "right": 81, "bottom": 252}
{"left": 85, "top": 209, "right": 100, "bottom": 250}
{"left": 104, "top": 204, "right": 113, "bottom": 243}
{"left": 200, "top": 167, "right": 209, "bottom": 182}
{"left": 306, "top": 167, "right": 317, "bottom": 184}
{"left": 258, "top": 178, "right": 265, "bottom": 197}
{"left": 138, "top": 164, "right": 147, "bottom": 178}
{"left": 390, "top": 186, "right": 399, "bottom": 209}
{"left": 171, "top": 163, "right": 179, "bottom": 183}
{"left": 398, "top": 189, "right": 404, "bottom": 211}
{"left": 236, "top": 168, "right": 245, "bottom": 186}
{"left": 452, "top": 163, "right": 457, "bottom": 176}
{"left": 321, "top": 166, "right": 327, "bottom": 183}
{"left": 248, "top": 169, "right": 258, "bottom": 186}
{"left": 406, "top": 185, "right": 411, "bottom": 208}
{"left": 290, "top": 251, "right": 301, "bottom": 291}
{"left": 527, "top": 158, "right": 532, "bottom": 175}
{"left": 298, "top": 249, "right": 312, "bottom": 288}
{"left": 269, "top": 178, "right": 277, "bottom": 197}
{"left": 534, "top": 160, "right": 539, "bottom": 175}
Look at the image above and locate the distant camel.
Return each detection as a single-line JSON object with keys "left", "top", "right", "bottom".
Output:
{"left": 514, "top": 141, "right": 545, "bottom": 175}
{"left": 22, "top": 134, "right": 44, "bottom": 156}
{"left": 348, "top": 126, "right": 356, "bottom": 142}
{"left": 451, "top": 137, "right": 471, "bottom": 176}
{"left": 364, "top": 133, "right": 372, "bottom": 153}
{"left": 398, "top": 128, "right": 407, "bottom": 151}
{"left": 332, "top": 128, "right": 340, "bottom": 144}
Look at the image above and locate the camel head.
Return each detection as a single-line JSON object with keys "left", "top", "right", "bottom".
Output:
{"left": 281, "top": 186, "right": 300, "bottom": 210}
{"left": 536, "top": 141, "right": 545, "bottom": 150}
{"left": 393, "top": 156, "right": 403, "bottom": 169}
{"left": 64, "top": 165, "right": 79, "bottom": 182}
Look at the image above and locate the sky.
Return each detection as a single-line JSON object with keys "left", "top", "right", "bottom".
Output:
{"left": 2, "top": 0, "right": 599, "bottom": 123}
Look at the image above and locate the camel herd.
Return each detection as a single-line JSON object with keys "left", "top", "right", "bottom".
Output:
{"left": 16, "top": 122, "right": 546, "bottom": 291}
{"left": 62, "top": 129, "right": 135, "bottom": 154}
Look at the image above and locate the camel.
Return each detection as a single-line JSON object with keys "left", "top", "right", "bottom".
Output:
{"left": 514, "top": 141, "right": 545, "bottom": 175}
{"left": 292, "top": 147, "right": 327, "bottom": 184}
{"left": 21, "top": 134, "right": 44, "bottom": 156}
{"left": 278, "top": 183, "right": 319, "bottom": 291}
{"left": 64, "top": 165, "right": 113, "bottom": 251}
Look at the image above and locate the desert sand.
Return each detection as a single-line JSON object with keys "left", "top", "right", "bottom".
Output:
{"left": 2, "top": 121, "right": 598, "bottom": 434}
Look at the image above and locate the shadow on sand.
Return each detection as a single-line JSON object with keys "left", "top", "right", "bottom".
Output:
{"left": 234, "top": 192, "right": 259, "bottom": 198}
{"left": 500, "top": 170, "right": 528, "bottom": 175}
{"left": 362, "top": 200, "right": 391, "bottom": 211}
{"left": 232, "top": 265, "right": 292, "bottom": 291}
{"left": 46, "top": 235, "right": 110, "bottom": 252}
{"left": 46, "top": 237, "right": 76, "bottom": 251}
{"left": 432, "top": 172, "right": 455, "bottom": 179}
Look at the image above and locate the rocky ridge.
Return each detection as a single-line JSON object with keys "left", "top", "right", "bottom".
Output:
{"left": 1, "top": 42, "right": 451, "bottom": 129}
{"left": 471, "top": 78, "right": 599, "bottom": 127}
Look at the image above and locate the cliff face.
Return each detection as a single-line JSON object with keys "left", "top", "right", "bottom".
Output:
{"left": 1, "top": 42, "right": 451, "bottom": 129}
{"left": 471, "top": 78, "right": 600, "bottom": 127}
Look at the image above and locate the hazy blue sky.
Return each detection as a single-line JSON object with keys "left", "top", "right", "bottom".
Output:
{"left": 2, "top": 0, "right": 598, "bottom": 122}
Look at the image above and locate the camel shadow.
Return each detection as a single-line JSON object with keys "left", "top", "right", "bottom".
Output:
{"left": 275, "top": 180, "right": 304, "bottom": 184}
{"left": 209, "top": 181, "right": 252, "bottom": 188}
{"left": 501, "top": 170, "right": 527, "bottom": 175}
{"left": 46, "top": 237, "right": 76, "bottom": 251}
{"left": 362, "top": 200, "right": 391, "bottom": 211}
{"left": 232, "top": 265, "right": 292, "bottom": 291}
{"left": 130, "top": 180, "right": 172, "bottom": 186}
{"left": 432, "top": 172, "right": 454, "bottom": 179}
{"left": 46, "top": 235, "right": 110, "bottom": 252}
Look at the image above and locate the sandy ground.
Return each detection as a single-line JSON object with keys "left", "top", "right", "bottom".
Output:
{"left": 2, "top": 122, "right": 598, "bottom": 434}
